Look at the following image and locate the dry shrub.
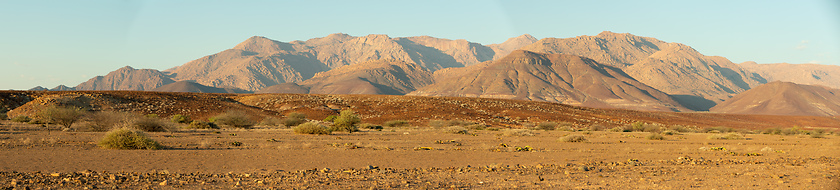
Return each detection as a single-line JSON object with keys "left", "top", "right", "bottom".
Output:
{"left": 258, "top": 117, "right": 284, "bottom": 127}
{"left": 186, "top": 120, "right": 218, "bottom": 129}
{"left": 585, "top": 124, "right": 605, "bottom": 131}
{"left": 668, "top": 125, "right": 696, "bottom": 133}
{"left": 661, "top": 130, "right": 679, "bottom": 135}
{"left": 444, "top": 126, "right": 469, "bottom": 134}
{"left": 83, "top": 111, "right": 133, "bottom": 132}
{"left": 98, "top": 128, "right": 162, "bottom": 150}
{"left": 383, "top": 120, "right": 409, "bottom": 127}
{"left": 646, "top": 133, "right": 665, "bottom": 140}
{"left": 0, "top": 112, "right": 7, "bottom": 120}
{"left": 129, "top": 116, "right": 172, "bottom": 132}
{"left": 37, "top": 106, "right": 86, "bottom": 128}
{"left": 282, "top": 112, "right": 307, "bottom": 127}
{"left": 211, "top": 110, "right": 256, "bottom": 129}
{"left": 558, "top": 134, "right": 587, "bottom": 142}
{"left": 11, "top": 115, "right": 31, "bottom": 123}
{"left": 359, "top": 123, "right": 383, "bottom": 130}
{"left": 703, "top": 126, "right": 737, "bottom": 133}
{"left": 428, "top": 120, "right": 476, "bottom": 128}
{"left": 503, "top": 129, "right": 534, "bottom": 136}
{"left": 536, "top": 122, "right": 557, "bottom": 131}
{"left": 707, "top": 133, "right": 745, "bottom": 140}
{"left": 294, "top": 122, "right": 331, "bottom": 135}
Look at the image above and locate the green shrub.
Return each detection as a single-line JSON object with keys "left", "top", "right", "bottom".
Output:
{"left": 294, "top": 122, "right": 331, "bottom": 135}
{"left": 558, "top": 134, "right": 587, "bottom": 142}
{"left": 707, "top": 133, "right": 745, "bottom": 140}
{"left": 536, "top": 122, "right": 557, "bottom": 131}
{"left": 646, "top": 133, "right": 665, "bottom": 140}
{"left": 170, "top": 114, "right": 191, "bottom": 124}
{"left": 211, "top": 110, "right": 256, "bottom": 129}
{"left": 98, "top": 128, "right": 162, "bottom": 150}
{"left": 37, "top": 106, "right": 86, "bottom": 128}
{"left": 11, "top": 115, "right": 31, "bottom": 123}
{"left": 323, "top": 115, "right": 337, "bottom": 122}
{"left": 129, "top": 116, "right": 172, "bottom": 132}
{"left": 383, "top": 120, "right": 409, "bottom": 127}
{"left": 330, "top": 110, "right": 360, "bottom": 133}
{"left": 186, "top": 120, "right": 218, "bottom": 129}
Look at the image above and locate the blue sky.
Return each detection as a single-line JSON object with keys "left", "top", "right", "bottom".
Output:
{"left": 1, "top": 0, "right": 838, "bottom": 90}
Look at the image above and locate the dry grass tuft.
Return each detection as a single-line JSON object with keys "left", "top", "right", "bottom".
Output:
{"left": 707, "top": 133, "right": 745, "bottom": 140}
{"left": 294, "top": 122, "right": 331, "bottom": 135}
{"left": 558, "top": 134, "right": 587, "bottom": 142}
{"left": 98, "top": 128, "right": 162, "bottom": 150}
{"left": 503, "top": 129, "right": 534, "bottom": 136}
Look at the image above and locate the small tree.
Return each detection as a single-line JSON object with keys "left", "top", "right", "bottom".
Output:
{"left": 330, "top": 109, "right": 360, "bottom": 133}
{"left": 39, "top": 106, "right": 86, "bottom": 128}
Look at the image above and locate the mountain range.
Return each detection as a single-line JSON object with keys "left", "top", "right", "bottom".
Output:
{"left": 63, "top": 32, "right": 840, "bottom": 115}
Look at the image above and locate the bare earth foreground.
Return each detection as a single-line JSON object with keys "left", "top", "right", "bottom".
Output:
{"left": 1, "top": 121, "right": 838, "bottom": 189}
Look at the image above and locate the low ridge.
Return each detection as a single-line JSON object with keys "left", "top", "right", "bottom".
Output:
{"left": 710, "top": 81, "right": 840, "bottom": 116}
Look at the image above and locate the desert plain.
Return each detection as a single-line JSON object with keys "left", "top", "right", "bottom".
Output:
{"left": 0, "top": 91, "right": 838, "bottom": 189}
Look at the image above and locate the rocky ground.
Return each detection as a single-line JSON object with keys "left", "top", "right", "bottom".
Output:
{"left": 1, "top": 121, "right": 838, "bottom": 189}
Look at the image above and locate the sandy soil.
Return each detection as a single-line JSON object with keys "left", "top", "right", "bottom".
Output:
{"left": 1, "top": 121, "right": 838, "bottom": 189}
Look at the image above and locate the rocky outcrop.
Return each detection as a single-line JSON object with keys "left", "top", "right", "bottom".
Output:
{"left": 300, "top": 60, "right": 434, "bottom": 95}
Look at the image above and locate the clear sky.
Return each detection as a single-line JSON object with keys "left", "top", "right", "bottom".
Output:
{"left": 1, "top": 0, "right": 838, "bottom": 90}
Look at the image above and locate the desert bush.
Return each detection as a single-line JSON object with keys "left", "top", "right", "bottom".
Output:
{"left": 129, "top": 116, "right": 172, "bottom": 132}
{"left": 810, "top": 129, "right": 825, "bottom": 138}
{"left": 323, "top": 115, "right": 338, "bottom": 122}
{"left": 11, "top": 115, "right": 31, "bottom": 123}
{"left": 428, "top": 120, "right": 476, "bottom": 128}
{"left": 258, "top": 117, "right": 284, "bottom": 127}
{"left": 558, "top": 134, "right": 587, "bottom": 142}
{"left": 646, "top": 133, "right": 665, "bottom": 140}
{"left": 170, "top": 114, "right": 191, "bottom": 124}
{"left": 186, "top": 120, "right": 219, "bottom": 129}
{"left": 294, "top": 122, "right": 331, "bottom": 135}
{"left": 444, "top": 126, "right": 470, "bottom": 134}
{"left": 608, "top": 127, "right": 625, "bottom": 132}
{"left": 0, "top": 112, "right": 7, "bottom": 120}
{"left": 762, "top": 128, "right": 782, "bottom": 135}
{"left": 37, "top": 106, "right": 86, "bottom": 128}
{"left": 330, "top": 110, "right": 360, "bottom": 133}
{"left": 535, "top": 122, "right": 557, "bottom": 131}
{"left": 703, "top": 126, "right": 737, "bottom": 134}
{"left": 585, "top": 124, "right": 605, "bottom": 131}
{"left": 98, "top": 128, "right": 162, "bottom": 150}
{"left": 359, "top": 123, "right": 383, "bottom": 130}
{"left": 465, "top": 124, "right": 487, "bottom": 130}
{"left": 668, "top": 125, "right": 696, "bottom": 133}
{"left": 707, "top": 133, "right": 745, "bottom": 140}
{"left": 661, "top": 130, "right": 679, "bottom": 135}
{"left": 383, "top": 120, "right": 409, "bottom": 128}
{"left": 503, "top": 129, "right": 534, "bottom": 136}
{"left": 211, "top": 110, "right": 256, "bottom": 129}
{"left": 281, "top": 112, "right": 307, "bottom": 127}
{"left": 83, "top": 111, "right": 133, "bottom": 132}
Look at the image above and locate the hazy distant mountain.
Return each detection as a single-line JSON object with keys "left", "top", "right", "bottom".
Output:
{"left": 521, "top": 31, "right": 765, "bottom": 109}
{"left": 409, "top": 50, "right": 688, "bottom": 112}
{"left": 710, "top": 81, "right": 840, "bottom": 116}
{"left": 300, "top": 60, "right": 434, "bottom": 95}
{"left": 28, "top": 86, "right": 48, "bottom": 91}
{"left": 488, "top": 34, "right": 539, "bottom": 60}
{"left": 75, "top": 66, "right": 175, "bottom": 91}
{"left": 50, "top": 85, "right": 75, "bottom": 91}
{"left": 739, "top": 61, "right": 840, "bottom": 89}
{"left": 152, "top": 81, "right": 251, "bottom": 94}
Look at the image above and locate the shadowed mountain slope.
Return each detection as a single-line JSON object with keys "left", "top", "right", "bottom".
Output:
{"left": 409, "top": 50, "right": 688, "bottom": 112}
{"left": 521, "top": 32, "right": 765, "bottom": 106}
{"left": 152, "top": 81, "right": 251, "bottom": 94}
{"left": 710, "top": 81, "right": 840, "bottom": 116}
{"left": 256, "top": 83, "right": 310, "bottom": 94}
